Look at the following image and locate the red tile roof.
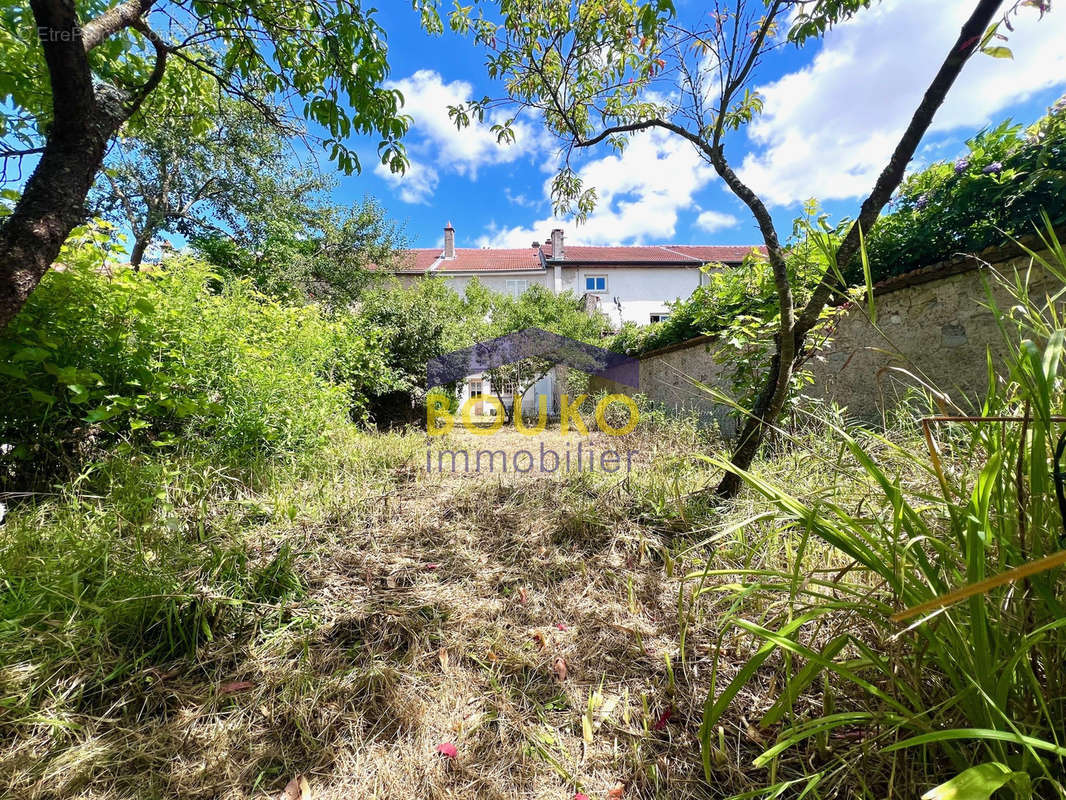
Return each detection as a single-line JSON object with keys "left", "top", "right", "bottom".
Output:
{"left": 388, "top": 249, "right": 441, "bottom": 273}
{"left": 378, "top": 242, "right": 765, "bottom": 274}
{"left": 436, "top": 248, "right": 543, "bottom": 272}
{"left": 542, "top": 243, "right": 764, "bottom": 264}
{"left": 658, "top": 245, "right": 766, "bottom": 263}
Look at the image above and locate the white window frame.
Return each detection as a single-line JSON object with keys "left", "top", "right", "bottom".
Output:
{"left": 649, "top": 313, "right": 671, "bottom": 323}
{"left": 584, "top": 274, "right": 608, "bottom": 293}
{"left": 505, "top": 278, "right": 529, "bottom": 297}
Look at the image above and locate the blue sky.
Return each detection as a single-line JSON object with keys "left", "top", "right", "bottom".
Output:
{"left": 329, "top": 0, "right": 1065, "bottom": 251}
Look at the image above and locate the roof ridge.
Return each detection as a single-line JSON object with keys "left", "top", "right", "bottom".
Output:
{"left": 655, "top": 245, "right": 702, "bottom": 261}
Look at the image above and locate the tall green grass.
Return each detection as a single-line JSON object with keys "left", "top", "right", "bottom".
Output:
{"left": 700, "top": 219, "right": 1066, "bottom": 798}
{"left": 0, "top": 429, "right": 422, "bottom": 742}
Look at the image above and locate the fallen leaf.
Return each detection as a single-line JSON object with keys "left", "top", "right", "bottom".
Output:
{"left": 425, "top": 563, "right": 439, "bottom": 571}
{"left": 573, "top": 794, "right": 590, "bottom": 800}
{"left": 653, "top": 708, "right": 673, "bottom": 731}
{"left": 607, "top": 781, "right": 625, "bottom": 799}
{"left": 436, "top": 741, "right": 458, "bottom": 759}
{"left": 556, "top": 622, "right": 569, "bottom": 631}
{"left": 745, "top": 723, "right": 766, "bottom": 745}
{"left": 279, "top": 774, "right": 311, "bottom": 800}
{"left": 438, "top": 647, "right": 450, "bottom": 672}
{"left": 486, "top": 649, "right": 498, "bottom": 663}
{"left": 532, "top": 630, "right": 547, "bottom": 650}
{"left": 220, "top": 680, "right": 253, "bottom": 694}
{"left": 553, "top": 657, "right": 568, "bottom": 682}
{"left": 518, "top": 587, "right": 528, "bottom": 604}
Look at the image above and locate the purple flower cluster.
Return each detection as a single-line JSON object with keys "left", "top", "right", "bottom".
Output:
{"left": 954, "top": 157, "right": 969, "bottom": 175}
{"left": 982, "top": 161, "right": 1003, "bottom": 175}
{"left": 915, "top": 193, "right": 930, "bottom": 210}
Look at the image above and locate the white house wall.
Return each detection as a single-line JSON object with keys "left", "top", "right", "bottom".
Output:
{"left": 433, "top": 272, "right": 550, "bottom": 296}
{"left": 392, "top": 264, "right": 713, "bottom": 327}
{"left": 560, "top": 266, "right": 705, "bottom": 326}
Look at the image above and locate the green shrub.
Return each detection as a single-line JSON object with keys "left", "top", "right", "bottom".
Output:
{"left": 608, "top": 226, "right": 833, "bottom": 359}
{"left": 0, "top": 224, "right": 390, "bottom": 482}
{"left": 860, "top": 102, "right": 1066, "bottom": 283}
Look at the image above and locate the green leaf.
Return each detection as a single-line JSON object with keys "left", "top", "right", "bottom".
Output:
{"left": 0, "top": 362, "right": 27, "bottom": 379}
{"left": 858, "top": 225, "right": 876, "bottom": 324}
{"left": 28, "top": 388, "right": 56, "bottom": 405}
{"left": 885, "top": 728, "right": 1066, "bottom": 757}
{"left": 981, "top": 46, "right": 1013, "bottom": 59}
{"left": 85, "top": 406, "right": 121, "bottom": 424}
{"left": 12, "top": 346, "right": 51, "bottom": 363}
{"left": 921, "top": 762, "right": 1029, "bottom": 800}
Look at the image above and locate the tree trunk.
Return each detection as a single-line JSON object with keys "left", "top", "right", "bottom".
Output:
{"left": 130, "top": 231, "right": 151, "bottom": 268}
{"left": 716, "top": 347, "right": 791, "bottom": 498}
{"left": 0, "top": 117, "right": 124, "bottom": 332}
{"left": 0, "top": 0, "right": 162, "bottom": 330}
{"left": 713, "top": 0, "right": 1006, "bottom": 500}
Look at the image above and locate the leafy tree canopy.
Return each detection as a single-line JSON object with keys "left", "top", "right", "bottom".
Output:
{"left": 193, "top": 193, "right": 405, "bottom": 309}
{"left": 413, "top": 0, "right": 894, "bottom": 217}
{"left": 90, "top": 71, "right": 308, "bottom": 266}
{"left": 1, "top": 0, "right": 409, "bottom": 176}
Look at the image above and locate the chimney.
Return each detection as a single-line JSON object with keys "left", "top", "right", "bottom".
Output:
{"left": 444, "top": 221, "right": 455, "bottom": 259}
{"left": 550, "top": 228, "right": 564, "bottom": 260}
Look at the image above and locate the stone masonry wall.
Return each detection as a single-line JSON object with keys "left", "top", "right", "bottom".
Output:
{"left": 590, "top": 244, "right": 1061, "bottom": 430}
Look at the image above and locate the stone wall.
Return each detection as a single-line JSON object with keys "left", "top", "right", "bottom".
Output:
{"left": 590, "top": 242, "right": 1062, "bottom": 430}
{"left": 589, "top": 334, "right": 742, "bottom": 436}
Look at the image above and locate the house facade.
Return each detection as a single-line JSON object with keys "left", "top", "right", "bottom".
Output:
{"left": 387, "top": 223, "right": 763, "bottom": 417}
{"left": 389, "top": 223, "right": 762, "bottom": 327}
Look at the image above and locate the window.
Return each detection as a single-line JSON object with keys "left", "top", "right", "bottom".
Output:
{"left": 469, "top": 379, "right": 484, "bottom": 397}
{"left": 505, "top": 279, "right": 529, "bottom": 297}
{"left": 650, "top": 313, "right": 671, "bottom": 323}
{"left": 584, "top": 274, "right": 607, "bottom": 293}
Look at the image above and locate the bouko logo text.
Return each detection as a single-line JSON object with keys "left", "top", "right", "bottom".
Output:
{"left": 424, "top": 329, "right": 643, "bottom": 473}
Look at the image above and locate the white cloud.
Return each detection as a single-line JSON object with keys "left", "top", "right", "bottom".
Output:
{"left": 477, "top": 128, "right": 721, "bottom": 247}
{"left": 695, "top": 210, "right": 739, "bottom": 232}
{"left": 378, "top": 69, "right": 543, "bottom": 203}
{"left": 374, "top": 158, "right": 438, "bottom": 204}
{"left": 738, "top": 0, "right": 1066, "bottom": 206}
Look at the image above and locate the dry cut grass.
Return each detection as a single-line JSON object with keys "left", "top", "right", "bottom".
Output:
{"left": 0, "top": 417, "right": 882, "bottom": 800}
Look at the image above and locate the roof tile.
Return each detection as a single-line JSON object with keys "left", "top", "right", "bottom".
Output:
{"left": 379, "top": 242, "right": 766, "bottom": 273}
{"left": 436, "top": 248, "right": 543, "bottom": 272}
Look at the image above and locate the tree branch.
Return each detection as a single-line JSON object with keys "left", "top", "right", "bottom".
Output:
{"left": 793, "top": 0, "right": 1008, "bottom": 344}
{"left": 81, "top": 0, "right": 156, "bottom": 52}
{"left": 1, "top": 146, "right": 47, "bottom": 159}
{"left": 125, "top": 21, "right": 169, "bottom": 115}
